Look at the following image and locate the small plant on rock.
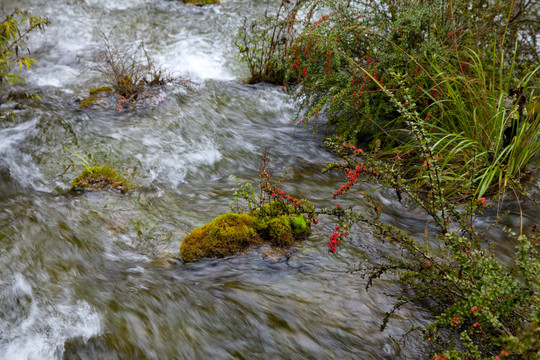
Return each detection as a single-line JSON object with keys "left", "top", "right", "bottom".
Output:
{"left": 180, "top": 150, "right": 313, "bottom": 262}
{"left": 62, "top": 147, "right": 134, "bottom": 192}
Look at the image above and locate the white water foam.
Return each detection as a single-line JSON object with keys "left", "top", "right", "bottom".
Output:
{"left": 134, "top": 132, "right": 223, "bottom": 188}
{"left": 0, "top": 274, "right": 101, "bottom": 360}
{"left": 0, "top": 119, "right": 51, "bottom": 192}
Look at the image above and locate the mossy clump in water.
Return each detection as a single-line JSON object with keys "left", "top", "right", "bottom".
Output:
{"left": 180, "top": 201, "right": 311, "bottom": 262}
{"left": 180, "top": 213, "right": 262, "bottom": 262}
{"left": 290, "top": 214, "right": 308, "bottom": 236}
{"left": 79, "top": 97, "right": 96, "bottom": 109}
{"left": 72, "top": 166, "right": 133, "bottom": 192}
{"left": 89, "top": 86, "right": 112, "bottom": 95}
{"left": 183, "top": 0, "right": 220, "bottom": 5}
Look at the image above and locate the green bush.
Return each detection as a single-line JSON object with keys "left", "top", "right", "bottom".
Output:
{"left": 236, "top": 0, "right": 538, "bottom": 144}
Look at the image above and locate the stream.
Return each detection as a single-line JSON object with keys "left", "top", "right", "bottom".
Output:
{"left": 1, "top": 0, "right": 537, "bottom": 359}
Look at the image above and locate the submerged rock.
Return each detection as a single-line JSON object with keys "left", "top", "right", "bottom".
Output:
{"left": 180, "top": 202, "right": 311, "bottom": 262}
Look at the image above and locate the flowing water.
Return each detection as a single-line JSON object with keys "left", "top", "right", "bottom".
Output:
{"left": 0, "top": 1, "right": 537, "bottom": 359}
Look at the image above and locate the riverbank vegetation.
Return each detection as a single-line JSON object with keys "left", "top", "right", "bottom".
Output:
{"left": 236, "top": 0, "right": 540, "bottom": 358}
{"left": 236, "top": 0, "right": 539, "bottom": 199}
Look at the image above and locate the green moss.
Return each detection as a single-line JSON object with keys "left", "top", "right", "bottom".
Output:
{"left": 290, "top": 214, "right": 308, "bottom": 235}
{"left": 180, "top": 201, "right": 311, "bottom": 262}
{"left": 183, "top": 0, "right": 220, "bottom": 5}
{"left": 89, "top": 86, "right": 112, "bottom": 95}
{"left": 259, "top": 200, "right": 290, "bottom": 217}
{"left": 72, "top": 166, "right": 133, "bottom": 192}
{"left": 266, "top": 216, "right": 294, "bottom": 246}
{"left": 79, "top": 97, "right": 96, "bottom": 109}
{"left": 180, "top": 213, "right": 261, "bottom": 262}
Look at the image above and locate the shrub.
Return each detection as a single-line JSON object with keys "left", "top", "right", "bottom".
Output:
{"left": 88, "top": 34, "right": 179, "bottom": 111}
{"left": 234, "top": 0, "right": 306, "bottom": 84}
{"left": 320, "top": 114, "right": 540, "bottom": 358}
{"left": 236, "top": 0, "right": 539, "bottom": 149}
{"left": 237, "top": 0, "right": 540, "bottom": 199}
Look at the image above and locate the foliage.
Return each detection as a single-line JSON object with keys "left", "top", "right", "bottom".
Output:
{"left": 282, "top": 0, "right": 538, "bottom": 146}
{"left": 0, "top": 9, "right": 48, "bottom": 119}
{"left": 229, "top": 174, "right": 258, "bottom": 213}
{"left": 419, "top": 51, "right": 540, "bottom": 199}
{"left": 236, "top": 0, "right": 540, "bottom": 200}
{"left": 0, "top": 9, "right": 48, "bottom": 85}
{"left": 236, "top": 0, "right": 539, "bottom": 142}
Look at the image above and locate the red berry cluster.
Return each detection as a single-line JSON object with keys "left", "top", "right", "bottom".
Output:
{"left": 333, "top": 164, "right": 379, "bottom": 198}
{"left": 328, "top": 224, "right": 348, "bottom": 253}
{"left": 262, "top": 183, "right": 318, "bottom": 224}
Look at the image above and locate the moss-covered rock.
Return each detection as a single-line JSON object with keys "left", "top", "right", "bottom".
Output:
{"left": 290, "top": 214, "right": 308, "bottom": 236}
{"left": 180, "top": 213, "right": 262, "bottom": 262}
{"left": 183, "top": 0, "right": 220, "bottom": 5}
{"left": 259, "top": 200, "right": 290, "bottom": 217}
{"left": 72, "top": 166, "right": 133, "bottom": 192}
{"left": 79, "top": 97, "right": 96, "bottom": 109}
{"left": 266, "top": 216, "right": 294, "bottom": 246}
{"left": 180, "top": 201, "right": 311, "bottom": 262}
{"left": 89, "top": 86, "right": 112, "bottom": 95}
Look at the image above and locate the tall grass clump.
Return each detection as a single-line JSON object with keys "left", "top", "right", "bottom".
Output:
{"left": 419, "top": 49, "right": 540, "bottom": 199}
